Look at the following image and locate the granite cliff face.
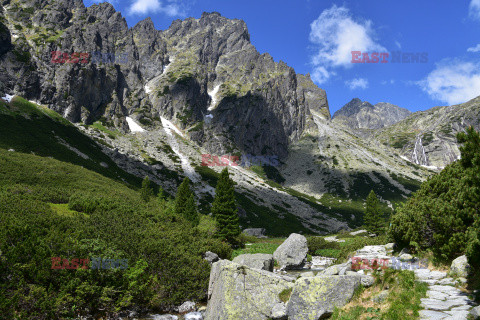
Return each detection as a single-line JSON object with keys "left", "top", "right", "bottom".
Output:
{"left": 333, "top": 98, "right": 411, "bottom": 131}
{"left": 0, "top": 1, "right": 329, "bottom": 160}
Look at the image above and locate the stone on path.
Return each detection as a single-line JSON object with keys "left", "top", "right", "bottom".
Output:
{"left": 450, "top": 255, "right": 470, "bottom": 278}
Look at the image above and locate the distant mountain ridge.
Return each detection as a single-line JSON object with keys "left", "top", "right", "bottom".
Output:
{"left": 333, "top": 98, "right": 411, "bottom": 130}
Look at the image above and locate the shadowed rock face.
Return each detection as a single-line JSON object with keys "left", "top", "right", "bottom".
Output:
{"left": 0, "top": 2, "right": 330, "bottom": 159}
{"left": 333, "top": 98, "right": 411, "bottom": 130}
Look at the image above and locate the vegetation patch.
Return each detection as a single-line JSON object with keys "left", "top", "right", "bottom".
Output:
{"left": 331, "top": 270, "right": 428, "bottom": 319}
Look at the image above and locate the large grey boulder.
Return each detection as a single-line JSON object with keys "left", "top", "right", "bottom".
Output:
{"left": 205, "top": 260, "right": 295, "bottom": 320}
{"left": 450, "top": 255, "right": 470, "bottom": 277}
{"left": 470, "top": 306, "right": 480, "bottom": 319}
{"left": 243, "top": 228, "right": 267, "bottom": 238}
{"left": 233, "top": 253, "right": 274, "bottom": 271}
{"left": 286, "top": 275, "right": 361, "bottom": 320}
{"left": 273, "top": 233, "right": 308, "bottom": 270}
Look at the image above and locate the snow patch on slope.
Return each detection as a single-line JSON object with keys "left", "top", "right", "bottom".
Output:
{"left": 160, "top": 117, "right": 199, "bottom": 183}
{"left": 144, "top": 84, "right": 151, "bottom": 94}
{"left": 126, "top": 117, "right": 145, "bottom": 133}
{"left": 160, "top": 116, "right": 184, "bottom": 137}
{"left": 1, "top": 94, "right": 13, "bottom": 103}
{"left": 162, "top": 57, "right": 175, "bottom": 74}
{"left": 207, "top": 84, "right": 221, "bottom": 111}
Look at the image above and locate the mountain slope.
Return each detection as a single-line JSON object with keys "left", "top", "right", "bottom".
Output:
{"left": 374, "top": 96, "right": 480, "bottom": 169}
{"left": 0, "top": 1, "right": 446, "bottom": 235}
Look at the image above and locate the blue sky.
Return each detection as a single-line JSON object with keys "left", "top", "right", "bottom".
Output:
{"left": 85, "top": 0, "right": 480, "bottom": 114}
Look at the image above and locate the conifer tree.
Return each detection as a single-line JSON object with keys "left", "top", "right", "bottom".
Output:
{"left": 364, "top": 190, "right": 384, "bottom": 235}
{"left": 212, "top": 168, "right": 240, "bottom": 245}
{"left": 140, "top": 176, "right": 153, "bottom": 202}
{"left": 175, "top": 177, "right": 199, "bottom": 226}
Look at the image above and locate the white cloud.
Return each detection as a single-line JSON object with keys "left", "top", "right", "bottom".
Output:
{"left": 345, "top": 78, "right": 369, "bottom": 90}
{"left": 418, "top": 60, "right": 480, "bottom": 105}
{"left": 395, "top": 41, "right": 401, "bottom": 49}
{"left": 309, "top": 5, "right": 385, "bottom": 84}
{"left": 467, "top": 44, "right": 480, "bottom": 52}
{"left": 129, "top": 0, "right": 185, "bottom": 16}
{"left": 470, "top": 0, "right": 480, "bottom": 20}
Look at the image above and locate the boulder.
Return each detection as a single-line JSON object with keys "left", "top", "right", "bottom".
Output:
{"left": 177, "top": 301, "right": 196, "bottom": 314}
{"left": 271, "top": 302, "right": 287, "bottom": 320}
{"left": 233, "top": 253, "right": 274, "bottom": 271}
{"left": 286, "top": 275, "right": 361, "bottom": 320}
{"left": 450, "top": 255, "right": 470, "bottom": 277}
{"left": 384, "top": 243, "right": 395, "bottom": 251}
{"left": 350, "top": 229, "right": 367, "bottom": 236}
{"left": 373, "top": 290, "right": 389, "bottom": 303}
{"left": 273, "top": 233, "right": 308, "bottom": 270}
{"left": 243, "top": 228, "right": 267, "bottom": 238}
{"left": 319, "top": 262, "right": 351, "bottom": 276}
{"left": 470, "top": 306, "right": 480, "bottom": 319}
{"left": 151, "top": 316, "right": 177, "bottom": 320}
{"left": 205, "top": 260, "right": 295, "bottom": 320}
{"left": 399, "top": 253, "right": 413, "bottom": 261}
{"left": 204, "top": 251, "right": 219, "bottom": 265}
{"left": 185, "top": 312, "right": 203, "bottom": 320}
{"left": 360, "top": 275, "right": 375, "bottom": 287}
{"left": 355, "top": 245, "right": 389, "bottom": 260}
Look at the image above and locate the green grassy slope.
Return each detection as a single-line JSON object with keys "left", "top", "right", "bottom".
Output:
{"left": 0, "top": 148, "right": 230, "bottom": 318}
{"left": 0, "top": 96, "right": 142, "bottom": 187}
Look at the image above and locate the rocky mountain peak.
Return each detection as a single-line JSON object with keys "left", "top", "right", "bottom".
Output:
{"left": 333, "top": 98, "right": 374, "bottom": 119}
{"left": 333, "top": 98, "right": 410, "bottom": 130}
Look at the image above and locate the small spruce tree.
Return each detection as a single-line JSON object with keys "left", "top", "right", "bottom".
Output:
{"left": 140, "top": 176, "right": 153, "bottom": 202}
{"left": 174, "top": 177, "right": 199, "bottom": 226}
{"left": 212, "top": 168, "right": 240, "bottom": 245}
{"left": 364, "top": 190, "right": 384, "bottom": 235}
